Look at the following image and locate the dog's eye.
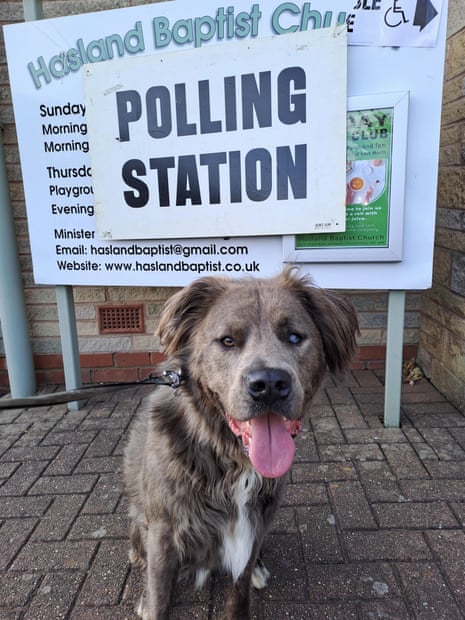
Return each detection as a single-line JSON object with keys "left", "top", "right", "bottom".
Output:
{"left": 288, "top": 332, "right": 303, "bottom": 345}
{"left": 220, "top": 336, "right": 235, "bottom": 348}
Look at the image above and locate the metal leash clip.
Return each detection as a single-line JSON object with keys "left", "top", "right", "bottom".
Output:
{"left": 162, "top": 369, "right": 184, "bottom": 389}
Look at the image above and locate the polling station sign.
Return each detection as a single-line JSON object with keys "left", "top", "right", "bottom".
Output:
{"left": 83, "top": 28, "right": 347, "bottom": 240}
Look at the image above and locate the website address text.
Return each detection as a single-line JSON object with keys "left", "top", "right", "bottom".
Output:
{"left": 56, "top": 259, "right": 261, "bottom": 274}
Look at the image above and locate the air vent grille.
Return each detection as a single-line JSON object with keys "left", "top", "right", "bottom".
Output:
{"left": 98, "top": 305, "right": 144, "bottom": 334}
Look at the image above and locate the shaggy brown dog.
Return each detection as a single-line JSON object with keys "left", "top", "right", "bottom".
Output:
{"left": 124, "top": 269, "right": 358, "bottom": 619}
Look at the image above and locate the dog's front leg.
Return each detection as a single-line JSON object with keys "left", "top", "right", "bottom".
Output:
{"left": 224, "top": 574, "right": 251, "bottom": 620}
{"left": 224, "top": 554, "right": 256, "bottom": 620}
{"left": 140, "top": 522, "right": 179, "bottom": 620}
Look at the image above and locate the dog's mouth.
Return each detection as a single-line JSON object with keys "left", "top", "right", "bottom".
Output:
{"left": 226, "top": 412, "right": 302, "bottom": 479}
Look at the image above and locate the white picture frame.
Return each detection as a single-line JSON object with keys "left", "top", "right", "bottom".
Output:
{"left": 283, "top": 91, "right": 409, "bottom": 263}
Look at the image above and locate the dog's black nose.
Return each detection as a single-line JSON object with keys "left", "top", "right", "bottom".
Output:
{"left": 247, "top": 368, "right": 291, "bottom": 404}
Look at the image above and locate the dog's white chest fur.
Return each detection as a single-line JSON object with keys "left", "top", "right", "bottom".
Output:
{"left": 221, "top": 470, "right": 260, "bottom": 582}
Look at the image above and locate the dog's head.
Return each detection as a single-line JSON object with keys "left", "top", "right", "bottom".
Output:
{"left": 157, "top": 269, "right": 358, "bottom": 479}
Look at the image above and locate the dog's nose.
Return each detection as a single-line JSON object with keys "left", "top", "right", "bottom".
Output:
{"left": 247, "top": 368, "right": 291, "bottom": 404}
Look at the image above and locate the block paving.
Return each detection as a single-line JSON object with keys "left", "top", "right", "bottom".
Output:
{"left": 1, "top": 369, "right": 465, "bottom": 619}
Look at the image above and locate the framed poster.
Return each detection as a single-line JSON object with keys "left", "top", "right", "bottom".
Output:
{"left": 283, "top": 91, "right": 409, "bottom": 263}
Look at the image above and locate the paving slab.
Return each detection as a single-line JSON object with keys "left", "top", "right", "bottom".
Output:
{"left": 1, "top": 371, "right": 465, "bottom": 618}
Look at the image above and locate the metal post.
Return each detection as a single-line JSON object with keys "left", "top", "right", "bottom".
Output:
{"left": 0, "top": 0, "right": 45, "bottom": 398}
{"left": 384, "top": 290, "right": 406, "bottom": 427}
{"left": 0, "top": 128, "right": 36, "bottom": 397}
{"left": 23, "top": 0, "right": 43, "bottom": 20}
{"left": 23, "top": 0, "right": 83, "bottom": 410}
{"left": 56, "top": 286, "right": 82, "bottom": 410}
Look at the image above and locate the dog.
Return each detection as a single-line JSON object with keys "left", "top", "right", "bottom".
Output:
{"left": 124, "top": 269, "right": 358, "bottom": 619}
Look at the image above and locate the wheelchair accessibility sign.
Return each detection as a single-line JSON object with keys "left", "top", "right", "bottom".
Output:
{"left": 348, "top": 0, "right": 443, "bottom": 47}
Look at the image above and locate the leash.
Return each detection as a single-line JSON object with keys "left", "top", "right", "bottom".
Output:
{"left": 0, "top": 369, "right": 184, "bottom": 409}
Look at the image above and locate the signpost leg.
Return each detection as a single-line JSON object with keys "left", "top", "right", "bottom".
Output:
{"left": 23, "top": 0, "right": 43, "bottom": 21}
{"left": 23, "top": 1, "right": 83, "bottom": 410}
{"left": 383, "top": 290, "right": 406, "bottom": 427}
{"left": 56, "top": 285, "right": 82, "bottom": 410}
{"left": 0, "top": 127, "right": 36, "bottom": 398}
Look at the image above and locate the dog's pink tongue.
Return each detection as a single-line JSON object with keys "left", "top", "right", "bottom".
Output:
{"left": 248, "top": 412, "right": 296, "bottom": 479}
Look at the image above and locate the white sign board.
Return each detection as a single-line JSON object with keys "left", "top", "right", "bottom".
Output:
{"left": 3, "top": 0, "right": 448, "bottom": 289}
{"left": 84, "top": 29, "right": 347, "bottom": 240}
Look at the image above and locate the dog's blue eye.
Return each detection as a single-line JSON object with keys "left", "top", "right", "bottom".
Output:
{"left": 220, "top": 336, "right": 235, "bottom": 348}
{"left": 288, "top": 333, "right": 302, "bottom": 345}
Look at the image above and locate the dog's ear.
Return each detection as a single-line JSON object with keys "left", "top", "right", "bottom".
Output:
{"left": 156, "top": 277, "right": 227, "bottom": 357}
{"left": 282, "top": 269, "right": 359, "bottom": 375}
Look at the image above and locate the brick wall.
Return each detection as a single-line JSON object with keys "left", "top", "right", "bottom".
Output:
{"left": 0, "top": 0, "right": 421, "bottom": 390}
{"left": 417, "top": 0, "right": 465, "bottom": 412}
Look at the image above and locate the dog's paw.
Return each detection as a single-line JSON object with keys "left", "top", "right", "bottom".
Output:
{"left": 251, "top": 559, "right": 270, "bottom": 590}
{"left": 129, "top": 548, "right": 147, "bottom": 569}
{"left": 136, "top": 595, "right": 149, "bottom": 620}
{"left": 194, "top": 567, "right": 210, "bottom": 589}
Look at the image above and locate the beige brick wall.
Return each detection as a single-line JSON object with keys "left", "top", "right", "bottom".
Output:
{"left": 0, "top": 0, "right": 421, "bottom": 388}
{"left": 417, "top": 0, "right": 465, "bottom": 411}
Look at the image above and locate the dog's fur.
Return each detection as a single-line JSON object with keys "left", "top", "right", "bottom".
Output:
{"left": 124, "top": 269, "right": 358, "bottom": 619}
